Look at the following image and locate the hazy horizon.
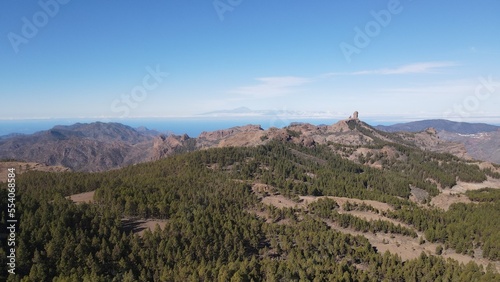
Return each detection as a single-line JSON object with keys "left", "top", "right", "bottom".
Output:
{"left": 1, "top": 113, "right": 500, "bottom": 138}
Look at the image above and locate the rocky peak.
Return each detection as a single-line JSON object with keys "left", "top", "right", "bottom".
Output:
{"left": 351, "top": 111, "right": 359, "bottom": 120}
{"left": 329, "top": 111, "right": 363, "bottom": 132}
{"left": 425, "top": 127, "right": 437, "bottom": 135}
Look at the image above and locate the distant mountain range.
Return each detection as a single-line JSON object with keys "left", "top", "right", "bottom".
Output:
{"left": 1, "top": 117, "right": 499, "bottom": 172}
{"left": 375, "top": 119, "right": 500, "bottom": 134}
{"left": 0, "top": 122, "right": 160, "bottom": 172}
{"left": 376, "top": 119, "right": 500, "bottom": 164}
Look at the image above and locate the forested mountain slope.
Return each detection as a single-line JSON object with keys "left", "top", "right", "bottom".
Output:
{"left": 2, "top": 139, "right": 500, "bottom": 281}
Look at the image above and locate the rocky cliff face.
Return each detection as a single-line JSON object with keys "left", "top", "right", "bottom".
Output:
{"left": 151, "top": 134, "right": 190, "bottom": 160}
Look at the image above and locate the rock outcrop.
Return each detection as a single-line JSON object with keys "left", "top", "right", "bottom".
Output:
{"left": 352, "top": 111, "right": 359, "bottom": 120}
{"left": 151, "top": 135, "right": 186, "bottom": 160}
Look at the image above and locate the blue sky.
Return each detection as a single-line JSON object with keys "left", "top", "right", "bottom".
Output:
{"left": 1, "top": 0, "right": 500, "bottom": 123}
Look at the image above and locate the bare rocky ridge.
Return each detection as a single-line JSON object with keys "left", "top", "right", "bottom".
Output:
{"left": 152, "top": 112, "right": 471, "bottom": 166}
{"left": 198, "top": 125, "right": 264, "bottom": 147}
{"left": 0, "top": 112, "right": 494, "bottom": 171}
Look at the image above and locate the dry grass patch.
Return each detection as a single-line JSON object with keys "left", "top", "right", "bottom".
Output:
{"left": 66, "top": 191, "right": 95, "bottom": 204}
{"left": 121, "top": 218, "right": 168, "bottom": 236}
{"left": 430, "top": 177, "right": 500, "bottom": 210}
{"left": 0, "top": 161, "right": 69, "bottom": 182}
{"left": 262, "top": 195, "right": 303, "bottom": 209}
{"left": 300, "top": 196, "right": 393, "bottom": 212}
{"left": 430, "top": 193, "right": 471, "bottom": 211}
{"left": 450, "top": 177, "right": 500, "bottom": 193}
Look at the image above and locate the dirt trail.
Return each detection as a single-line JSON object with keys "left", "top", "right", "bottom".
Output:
{"left": 338, "top": 210, "right": 417, "bottom": 232}
{"left": 449, "top": 177, "right": 500, "bottom": 193}
{"left": 323, "top": 219, "right": 500, "bottom": 272}
{"left": 261, "top": 195, "right": 394, "bottom": 212}
{"left": 261, "top": 195, "right": 304, "bottom": 209}
{"left": 431, "top": 177, "right": 500, "bottom": 210}
{"left": 300, "top": 196, "right": 393, "bottom": 212}
{"left": 260, "top": 194, "right": 500, "bottom": 272}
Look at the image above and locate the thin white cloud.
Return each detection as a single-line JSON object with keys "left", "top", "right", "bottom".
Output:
{"left": 325, "top": 61, "right": 458, "bottom": 76}
{"left": 380, "top": 79, "right": 475, "bottom": 95}
{"left": 467, "top": 47, "right": 500, "bottom": 56}
{"left": 231, "top": 76, "right": 312, "bottom": 97}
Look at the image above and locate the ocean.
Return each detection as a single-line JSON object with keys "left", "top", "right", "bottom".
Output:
{"left": 2, "top": 117, "right": 498, "bottom": 139}
{"left": 0, "top": 117, "right": 337, "bottom": 137}
{"left": 0, "top": 117, "right": 355, "bottom": 138}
